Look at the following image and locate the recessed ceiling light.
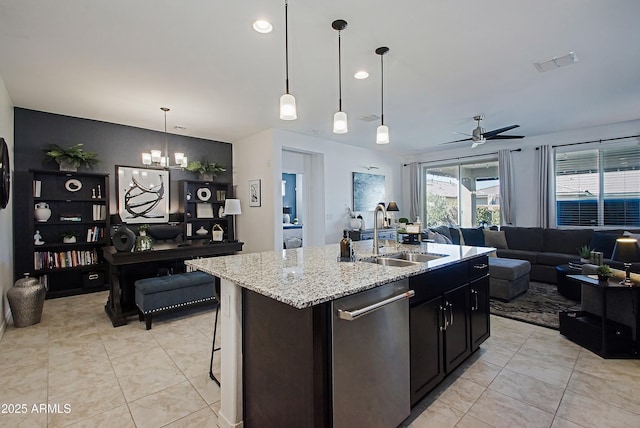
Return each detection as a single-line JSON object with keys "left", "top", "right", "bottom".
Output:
{"left": 253, "top": 19, "right": 273, "bottom": 34}
{"left": 354, "top": 71, "right": 369, "bottom": 79}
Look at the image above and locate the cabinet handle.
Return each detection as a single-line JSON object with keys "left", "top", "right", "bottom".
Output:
{"left": 439, "top": 305, "right": 447, "bottom": 331}
{"left": 471, "top": 289, "right": 479, "bottom": 311}
{"left": 448, "top": 301, "right": 454, "bottom": 326}
{"left": 473, "top": 264, "right": 488, "bottom": 270}
{"left": 338, "top": 290, "right": 415, "bottom": 321}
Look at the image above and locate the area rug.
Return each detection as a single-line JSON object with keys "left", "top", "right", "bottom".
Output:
{"left": 490, "top": 281, "right": 581, "bottom": 330}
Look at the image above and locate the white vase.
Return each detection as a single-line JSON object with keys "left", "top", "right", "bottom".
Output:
{"left": 34, "top": 203, "right": 51, "bottom": 222}
{"left": 63, "top": 236, "right": 76, "bottom": 244}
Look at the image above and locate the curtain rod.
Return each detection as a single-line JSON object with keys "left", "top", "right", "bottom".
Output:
{"left": 534, "top": 134, "right": 640, "bottom": 150}
{"left": 403, "top": 148, "right": 521, "bottom": 166}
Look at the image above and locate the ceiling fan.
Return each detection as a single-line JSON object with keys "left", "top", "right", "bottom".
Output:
{"left": 442, "top": 115, "right": 524, "bottom": 148}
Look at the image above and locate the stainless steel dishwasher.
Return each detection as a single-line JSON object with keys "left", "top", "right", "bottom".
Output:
{"left": 331, "top": 279, "right": 414, "bottom": 428}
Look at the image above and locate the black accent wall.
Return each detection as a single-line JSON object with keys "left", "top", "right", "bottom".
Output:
{"left": 13, "top": 108, "right": 233, "bottom": 213}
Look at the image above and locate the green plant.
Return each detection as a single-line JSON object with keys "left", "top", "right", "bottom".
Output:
{"left": 186, "top": 160, "right": 226, "bottom": 177}
{"left": 43, "top": 144, "right": 99, "bottom": 169}
{"left": 137, "top": 224, "right": 150, "bottom": 233}
{"left": 398, "top": 217, "right": 409, "bottom": 224}
{"left": 578, "top": 245, "right": 591, "bottom": 259}
{"left": 596, "top": 264, "right": 613, "bottom": 277}
{"left": 61, "top": 231, "right": 79, "bottom": 239}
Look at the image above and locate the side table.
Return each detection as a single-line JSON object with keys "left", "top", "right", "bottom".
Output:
{"left": 555, "top": 264, "right": 582, "bottom": 301}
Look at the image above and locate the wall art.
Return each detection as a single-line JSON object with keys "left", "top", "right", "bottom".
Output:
{"left": 249, "top": 179, "right": 261, "bottom": 207}
{"left": 116, "top": 166, "right": 169, "bottom": 224}
{"left": 352, "top": 172, "right": 386, "bottom": 212}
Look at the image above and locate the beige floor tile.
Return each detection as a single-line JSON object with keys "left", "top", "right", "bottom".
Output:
{"left": 476, "top": 342, "right": 517, "bottom": 367}
{"left": 408, "top": 401, "right": 464, "bottom": 428}
{"left": 48, "top": 341, "right": 107, "bottom": 367}
{"left": 434, "top": 377, "right": 486, "bottom": 413}
{"left": 128, "top": 380, "right": 208, "bottom": 428}
{"left": 467, "top": 389, "right": 554, "bottom": 428}
{"left": 556, "top": 390, "right": 640, "bottom": 428}
{"left": 456, "top": 358, "right": 502, "bottom": 387}
{"left": 47, "top": 382, "right": 127, "bottom": 428}
{"left": 48, "top": 356, "right": 120, "bottom": 400}
{"left": 567, "top": 368, "right": 640, "bottom": 415}
{"left": 66, "top": 404, "right": 135, "bottom": 428}
{"left": 48, "top": 332, "right": 102, "bottom": 357}
{"left": 0, "top": 340, "right": 48, "bottom": 370}
{"left": 504, "top": 352, "right": 574, "bottom": 388}
{"left": 100, "top": 324, "right": 160, "bottom": 359}
{"left": 165, "top": 342, "right": 212, "bottom": 379}
{"left": 189, "top": 373, "right": 221, "bottom": 405}
{"left": 0, "top": 409, "right": 48, "bottom": 427}
{"left": 551, "top": 416, "right": 585, "bottom": 428}
{"left": 573, "top": 349, "right": 640, "bottom": 384}
{"left": 455, "top": 414, "right": 494, "bottom": 428}
{"left": 163, "top": 406, "right": 218, "bottom": 428}
{"left": 0, "top": 361, "right": 48, "bottom": 405}
{"left": 489, "top": 368, "right": 564, "bottom": 413}
{"left": 518, "top": 333, "right": 580, "bottom": 368}
{"left": 111, "top": 346, "right": 187, "bottom": 402}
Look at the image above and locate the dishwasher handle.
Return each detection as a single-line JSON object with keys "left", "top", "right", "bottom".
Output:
{"left": 338, "top": 290, "right": 415, "bottom": 321}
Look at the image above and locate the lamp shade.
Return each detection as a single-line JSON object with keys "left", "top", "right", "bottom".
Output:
{"left": 333, "top": 111, "right": 348, "bottom": 134}
{"left": 376, "top": 125, "right": 390, "bottom": 144}
{"left": 280, "top": 93, "right": 297, "bottom": 120}
{"left": 224, "top": 199, "right": 242, "bottom": 215}
{"left": 386, "top": 201, "right": 399, "bottom": 212}
{"left": 611, "top": 238, "right": 640, "bottom": 263}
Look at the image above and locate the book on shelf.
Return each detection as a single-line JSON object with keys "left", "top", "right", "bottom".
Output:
{"left": 92, "top": 204, "right": 107, "bottom": 221}
{"left": 33, "top": 249, "right": 99, "bottom": 270}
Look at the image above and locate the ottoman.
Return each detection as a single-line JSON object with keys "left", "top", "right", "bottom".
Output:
{"left": 488, "top": 257, "right": 531, "bottom": 301}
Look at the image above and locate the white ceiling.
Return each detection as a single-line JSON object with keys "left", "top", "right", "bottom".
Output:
{"left": 0, "top": 1, "right": 639, "bottom": 155}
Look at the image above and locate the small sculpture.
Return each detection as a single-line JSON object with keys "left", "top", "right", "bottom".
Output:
{"left": 34, "top": 230, "right": 44, "bottom": 246}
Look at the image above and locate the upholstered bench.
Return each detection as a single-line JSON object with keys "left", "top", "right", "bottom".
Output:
{"left": 488, "top": 257, "right": 531, "bottom": 301}
{"left": 134, "top": 271, "right": 216, "bottom": 330}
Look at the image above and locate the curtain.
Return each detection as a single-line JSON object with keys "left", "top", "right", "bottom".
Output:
{"left": 408, "top": 162, "right": 420, "bottom": 222}
{"left": 536, "top": 145, "right": 551, "bottom": 227}
{"left": 498, "top": 149, "right": 513, "bottom": 225}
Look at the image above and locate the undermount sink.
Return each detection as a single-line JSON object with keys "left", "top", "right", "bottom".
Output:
{"left": 371, "top": 257, "right": 421, "bottom": 267}
{"left": 387, "top": 252, "right": 446, "bottom": 263}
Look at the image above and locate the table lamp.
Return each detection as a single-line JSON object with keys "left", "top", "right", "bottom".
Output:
{"left": 611, "top": 237, "right": 640, "bottom": 286}
{"left": 386, "top": 201, "right": 399, "bottom": 226}
{"left": 223, "top": 199, "right": 241, "bottom": 242}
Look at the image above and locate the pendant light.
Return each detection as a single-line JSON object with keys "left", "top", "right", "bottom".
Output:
{"left": 332, "top": 19, "right": 348, "bottom": 134}
{"left": 375, "top": 47, "right": 390, "bottom": 144}
{"left": 279, "top": 0, "right": 297, "bottom": 120}
{"left": 141, "top": 107, "right": 187, "bottom": 168}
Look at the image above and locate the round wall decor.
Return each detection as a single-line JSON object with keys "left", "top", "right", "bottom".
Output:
{"left": 64, "top": 178, "right": 82, "bottom": 192}
{"left": 0, "top": 138, "right": 10, "bottom": 209}
{"left": 196, "top": 187, "right": 211, "bottom": 201}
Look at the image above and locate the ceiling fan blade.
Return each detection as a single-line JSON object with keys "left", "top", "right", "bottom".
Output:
{"left": 483, "top": 124, "right": 520, "bottom": 138}
{"left": 486, "top": 134, "right": 525, "bottom": 140}
{"left": 440, "top": 137, "right": 472, "bottom": 145}
{"left": 453, "top": 131, "right": 472, "bottom": 137}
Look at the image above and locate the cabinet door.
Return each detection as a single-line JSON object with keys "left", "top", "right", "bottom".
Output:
{"left": 469, "top": 275, "right": 490, "bottom": 350}
{"left": 410, "top": 296, "right": 444, "bottom": 406}
{"left": 443, "top": 284, "right": 471, "bottom": 373}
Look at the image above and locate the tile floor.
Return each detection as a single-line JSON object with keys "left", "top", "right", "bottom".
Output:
{"left": 1, "top": 291, "right": 639, "bottom": 427}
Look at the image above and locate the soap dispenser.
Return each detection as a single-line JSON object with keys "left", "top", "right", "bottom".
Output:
{"left": 340, "top": 230, "right": 354, "bottom": 261}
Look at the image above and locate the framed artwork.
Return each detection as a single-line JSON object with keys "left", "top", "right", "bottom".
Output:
{"left": 116, "top": 165, "right": 169, "bottom": 224}
{"left": 352, "top": 172, "right": 386, "bottom": 212}
{"left": 249, "top": 179, "right": 261, "bottom": 207}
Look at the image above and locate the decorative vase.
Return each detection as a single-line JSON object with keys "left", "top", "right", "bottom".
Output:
{"left": 7, "top": 273, "right": 46, "bottom": 327}
{"left": 112, "top": 225, "right": 136, "bottom": 252}
{"left": 135, "top": 231, "right": 153, "bottom": 252}
{"left": 199, "top": 173, "right": 214, "bottom": 181}
{"left": 58, "top": 159, "right": 78, "bottom": 172}
{"left": 34, "top": 202, "right": 52, "bottom": 222}
{"left": 350, "top": 218, "right": 361, "bottom": 229}
{"left": 597, "top": 275, "right": 609, "bottom": 282}
{"left": 63, "top": 236, "right": 77, "bottom": 244}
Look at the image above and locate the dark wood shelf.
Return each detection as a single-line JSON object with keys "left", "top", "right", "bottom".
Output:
{"left": 34, "top": 263, "right": 106, "bottom": 274}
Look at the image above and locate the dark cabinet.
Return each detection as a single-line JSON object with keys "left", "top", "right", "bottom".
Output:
{"left": 409, "top": 255, "right": 490, "bottom": 406}
{"left": 178, "top": 180, "right": 234, "bottom": 242}
{"left": 15, "top": 170, "right": 110, "bottom": 298}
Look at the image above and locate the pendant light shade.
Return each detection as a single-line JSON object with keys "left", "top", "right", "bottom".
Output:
{"left": 332, "top": 19, "right": 348, "bottom": 134}
{"left": 375, "top": 46, "right": 390, "bottom": 145}
{"left": 376, "top": 125, "right": 390, "bottom": 145}
{"left": 280, "top": 1, "right": 297, "bottom": 120}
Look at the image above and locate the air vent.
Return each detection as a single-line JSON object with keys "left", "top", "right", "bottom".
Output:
{"left": 534, "top": 51, "right": 578, "bottom": 72}
{"left": 359, "top": 114, "right": 380, "bottom": 122}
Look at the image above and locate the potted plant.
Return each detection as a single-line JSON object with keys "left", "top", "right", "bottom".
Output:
{"left": 596, "top": 264, "right": 613, "bottom": 282}
{"left": 578, "top": 245, "right": 591, "bottom": 263}
{"left": 43, "top": 144, "right": 99, "bottom": 172}
{"left": 186, "top": 160, "right": 226, "bottom": 181}
{"left": 137, "top": 224, "right": 150, "bottom": 236}
{"left": 62, "top": 231, "right": 79, "bottom": 244}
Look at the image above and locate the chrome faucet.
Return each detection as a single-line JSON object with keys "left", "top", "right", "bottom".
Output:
{"left": 373, "top": 203, "right": 387, "bottom": 255}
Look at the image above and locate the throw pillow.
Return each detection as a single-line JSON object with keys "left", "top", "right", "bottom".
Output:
{"left": 427, "top": 230, "right": 451, "bottom": 244}
{"left": 430, "top": 225, "right": 452, "bottom": 241}
{"left": 449, "top": 228, "right": 463, "bottom": 245}
{"left": 460, "top": 228, "right": 485, "bottom": 247}
{"left": 589, "top": 231, "right": 621, "bottom": 259}
{"left": 483, "top": 230, "right": 508, "bottom": 249}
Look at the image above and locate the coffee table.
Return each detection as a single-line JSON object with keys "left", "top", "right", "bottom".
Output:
{"left": 556, "top": 264, "right": 582, "bottom": 301}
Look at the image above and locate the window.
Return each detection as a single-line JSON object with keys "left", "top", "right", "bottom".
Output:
{"left": 423, "top": 160, "right": 500, "bottom": 227}
{"left": 555, "top": 145, "right": 640, "bottom": 227}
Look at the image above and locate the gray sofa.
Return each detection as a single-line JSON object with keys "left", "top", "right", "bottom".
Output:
{"left": 427, "top": 225, "right": 640, "bottom": 284}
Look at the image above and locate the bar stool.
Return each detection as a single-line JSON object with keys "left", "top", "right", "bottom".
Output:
{"left": 209, "top": 280, "right": 221, "bottom": 385}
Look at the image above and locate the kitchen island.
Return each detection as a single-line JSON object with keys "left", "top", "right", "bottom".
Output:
{"left": 187, "top": 240, "right": 494, "bottom": 428}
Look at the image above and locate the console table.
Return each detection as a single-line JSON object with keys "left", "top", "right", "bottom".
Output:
{"left": 560, "top": 274, "right": 639, "bottom": 358}
{"left": 103, "top": 240, "right": 243, "bottom": 326}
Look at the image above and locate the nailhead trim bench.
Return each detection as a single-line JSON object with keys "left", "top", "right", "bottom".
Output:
{"left": 134, "top": 271, "right": 216, "bottom": 330}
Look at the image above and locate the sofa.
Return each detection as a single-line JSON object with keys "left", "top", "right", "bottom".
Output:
{"left": 426, "top": 225, "right": 640, "bottom": 284}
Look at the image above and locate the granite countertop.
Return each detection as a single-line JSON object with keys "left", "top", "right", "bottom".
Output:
{"left": 186, "top": 240, "right": 495, "bottom": 309}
